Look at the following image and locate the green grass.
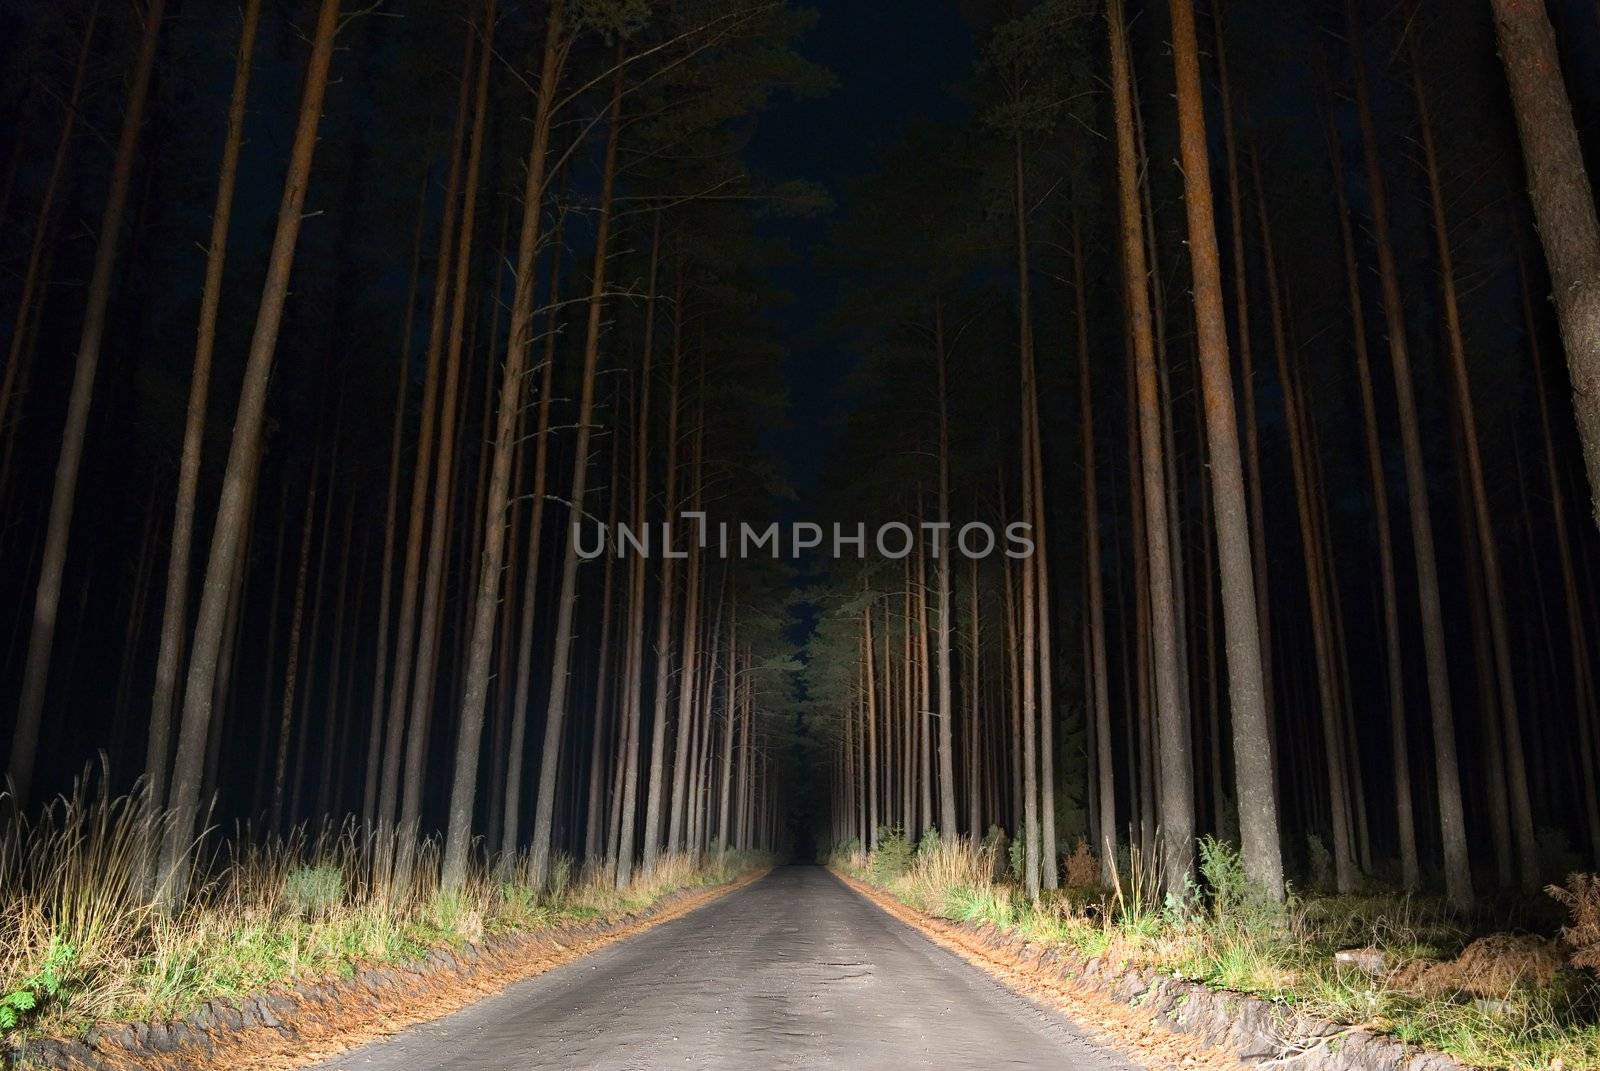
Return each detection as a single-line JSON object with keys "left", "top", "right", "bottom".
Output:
{"left": 830, "top": 835, "right": 1600, "bottom": 1070}
{"left": 0, "top": 777, "right": 768, "bottom": 1042}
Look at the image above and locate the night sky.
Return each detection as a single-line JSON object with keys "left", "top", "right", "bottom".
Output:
{"left": 746, "top": 0, "right": 973, "bottom": 496}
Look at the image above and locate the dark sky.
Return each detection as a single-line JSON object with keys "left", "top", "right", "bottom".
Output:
{"left": 745, "top": 0, "right": 974, "bottom": 500}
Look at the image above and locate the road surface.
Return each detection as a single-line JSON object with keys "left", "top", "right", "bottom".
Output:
{"left": 313, "top": 865, "right": 1141, "bottom": 1070}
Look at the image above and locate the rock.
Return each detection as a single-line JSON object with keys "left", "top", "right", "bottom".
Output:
{"left": 1335, "top": 948, "right": 1388, "bottom": 975}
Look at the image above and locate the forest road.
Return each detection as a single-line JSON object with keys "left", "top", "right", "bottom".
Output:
{"left": 311, "top": 864, "right": 1144, "bottom": 1070}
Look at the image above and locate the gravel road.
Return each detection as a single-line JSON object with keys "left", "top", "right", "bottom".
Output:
{"left": 312, "top": 865, "right": 1143, "bottom": 1070}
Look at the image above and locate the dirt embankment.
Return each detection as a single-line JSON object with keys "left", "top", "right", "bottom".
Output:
{"left": 11, "top": 870, "right": 767, "bottom": 1071}
{"left": 836, "top": 871, "right": 1472, "bottom": 1071}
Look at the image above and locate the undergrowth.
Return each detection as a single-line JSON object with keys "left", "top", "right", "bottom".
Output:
{"left": 829, "top": 832, "right": 1600, "bottom": 1070}
{"left": 0, "top": 776, "right": 769, "bottom": 1043}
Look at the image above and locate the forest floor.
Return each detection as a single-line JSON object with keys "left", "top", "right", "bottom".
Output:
{"left": 831, "top": 834, "right": 1600, "bottom": 1071}
{"left": 0, "top": 783, "right": 770, "bottom": 1051}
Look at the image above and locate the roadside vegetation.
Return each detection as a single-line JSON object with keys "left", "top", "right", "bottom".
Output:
{"left": 833, "top": 833, "right": 1600, "bottom": 1070}
{"left": 0, "top": 778, "right": 768, "bottom": 1045}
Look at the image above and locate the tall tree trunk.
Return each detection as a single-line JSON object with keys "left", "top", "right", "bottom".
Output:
{"left": 1525, "top": 257, "right": 1600, "bottom": 864}
{"left": 443, "top": 0, "right": 568, "bottom": 892}
{"left": 1258, "top": 170, "right": 1355, "bottom": 892}
{"left": 1411, "top": 55, "right": 1539, "bottom": 890}
{"left": 717, "top": 600, "right": 739, "bottom": 861}
{"left": 1324, "top": 104, "right": 1419, "bottom": 889}
{"left": 1077, "top": 226, "right": 1116, "bottom": 882}
{"left": 378, "top": 36, "right": 474, "bottom": 836}
{"left": 157, "top": 0, "right": 341, "bottom": 908}
{"left": 934, "top": 303, "right": 957, "bottom": 837}
{"left": 9, "top": 0, "right": 168, "bottom": 805}
{"left": 502, "top": 202, "right": 567, "bottom": 858}
{"left": 146, "top": 0, "right": 262, "bottom": 828}
{"left": 398, "top": 13, "right": 493, "bottom": 878}
{"left": 1211, "top": 0, "right": 1274, "bottom": 756}
{"left": 1346, "top": 0, "right": 1473, "bottom": 909}
{"left": 667, "top": 388, "right": 705, "bottom": 855}
{"left": 529, "top": 49, "right": 624, "bottom": 891}
{"left": 272, "top": 459, "right": 320, "bottom": 832}
{"left": 1488, "top": 0, "right": 1600, "bottom": 527}
{"left": 1110, "top": 0, "right": 1194, "bottom": 897}
{"left": 583, "top": 435, "right": 623, "bottom": 864}
{"left": 642, "top": 221, "right": 680, "bottom": 875}
{"left": 1170, "top": 0, "right": 1283, "bottom": 897}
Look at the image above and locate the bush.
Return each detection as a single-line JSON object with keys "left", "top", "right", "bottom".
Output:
{"left": 981, "top": 826, "right": 1009, "bottom": 881}
{"left": 1064, "top": 838, "right": 1099, "bottom": 888}
{"left": 1008, "top": 834, "right": 1025, "bottom": 882}
{"left": 917, "top": 828, "right": 941, "bottom": 857}
{"left": 870, "top": 827, "right": 913, "bottom": 881}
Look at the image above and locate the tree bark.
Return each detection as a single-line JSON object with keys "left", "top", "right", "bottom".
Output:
{"left": 158, "top": 0, "right": 342, "bottom": 907}
{"left": 1110, "top": 0, "right": 1194, "bottom": 897}
{"left": 146, "top": 0, "right": 262, "bottom": 827}
{"left": 1488, "top": 0, "right": 1600, "bottom": 528}
{"left": 1347, "top": 0, "right": 1473, "bottom": 909}
{"left": 529, "top": 49, "right": 624, "bottom": 891}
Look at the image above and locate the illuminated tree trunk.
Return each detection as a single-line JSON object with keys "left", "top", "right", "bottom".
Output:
{"left": 444, "top": 0, "right": 569, "bottom": 890}
{"left": 379, "top": 38, "right": 473, "bottom": 834}
{"left": 1169, "top": 0, "right": 1282, "bottom": 897}
{"left": 399, "top": 13, "right": 492, "bottom": 879}
{"left": 531, "top": 51, "right": 623, "bottom": 890}
{"left": 158, "top": 0, "right": 340, "bottom": 909}
{"left": 272, "top": 460, "right": 319, "bottom": 832}
{"left": 146, "top": 0, "right": 262, "bottom": 827}
{"left": 1110, "top": 0, "right": 1193, "bottom": 896}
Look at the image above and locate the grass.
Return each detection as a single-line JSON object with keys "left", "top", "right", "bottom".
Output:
{"left": 0, "top": 774, "right": 768, "bottom": 1043}
{"left": 831, "top": 834, "right": 1600, "bottom": 1070}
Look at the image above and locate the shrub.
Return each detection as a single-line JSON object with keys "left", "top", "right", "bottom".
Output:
{"left": 981, "top": 826, "right": 1009, "bottom": 881}
{"left": 1307, "top": 834, "right": 1333, "bottom": 893}
{"left": 917, "top": 828, "right": 941, "bottom": 857}
{"left": 1064, "top": 838, "right": 1099, "bottom": 888}
{"left": 870, "top": 827, "right": 913, "bottom": 882}
{"left": 1008, "top": 835, "right": 1025, "bottom": 882}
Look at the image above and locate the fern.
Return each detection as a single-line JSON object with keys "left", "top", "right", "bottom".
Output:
{"left": 0, "top": 939, "right": 74, "bottom": 1035}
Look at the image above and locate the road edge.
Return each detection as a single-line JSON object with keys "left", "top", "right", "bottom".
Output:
{"left": 16, "top": 867, "right": 770, "bottom": 1071}
{"left": 831, "top": 868, "right": 1469, "bottom": 1071}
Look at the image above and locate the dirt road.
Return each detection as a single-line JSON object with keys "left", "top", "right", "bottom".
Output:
{"left": 312, "top": 865, "right": 1143, "bottom": 1070}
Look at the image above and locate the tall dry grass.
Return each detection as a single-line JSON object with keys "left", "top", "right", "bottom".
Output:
{"left": 0, "top": 772, "right": 766, "bottom": 1040}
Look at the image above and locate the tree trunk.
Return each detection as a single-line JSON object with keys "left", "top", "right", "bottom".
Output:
{"left": 1110, "top": 0, "right": 1193, "bottom": 897}
{"left": 1411, "top": 53, "right": 1539, "bottom": 890}
{"left": 1323, "top": 104, "right": 1419, "bottom": 889}
{"left": 146, "top": 0, "right": 262, "bottom": 828}
{"left": 1488, "top": 0, "right": 1600, "bottom": 528}
{"left": 378, "top": 35, "right": 474, "bottom": 836}
{"left": 272, "top": 459, "right": 319, "bottom": 832}
{"left": 530, "top": 49, "right": 623, "bottom": 891}
{"left": 1170, "top": 0, "right": 1283, "bottom": 897}
{"left": 1347, "top": 0, "right": 1472, "bottom": 909}
{"left": 157, "top": 0, "right": 341, "bottom": 908}
{"left": 443, "top": 0, "right": 568, "bottom": 892}
{"left": 397, "top": 13, "right": 493, "bottom": 879}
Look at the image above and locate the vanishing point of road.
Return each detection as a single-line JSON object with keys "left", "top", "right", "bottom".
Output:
{"left": 313, "top": 866, "right": 1142, "bottom": 1070}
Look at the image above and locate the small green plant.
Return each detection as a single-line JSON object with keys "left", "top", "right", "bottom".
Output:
{"left": 282, "top": 864, "right": 344, "bottom": 917}
{"left": 871, "top": 827, "right": 913, "bottom": 881}
{"left": 1008, "top": 834, "right": 1025, "bottom": 881}
{"left": 1306, "top": 834, "right": 1334, "bottom": 893}
{"left": 917, "top": 828, "right": 941, "bottom": 857}
{"left": 0, "top": 940, "right": 74, "bottom": 1035}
